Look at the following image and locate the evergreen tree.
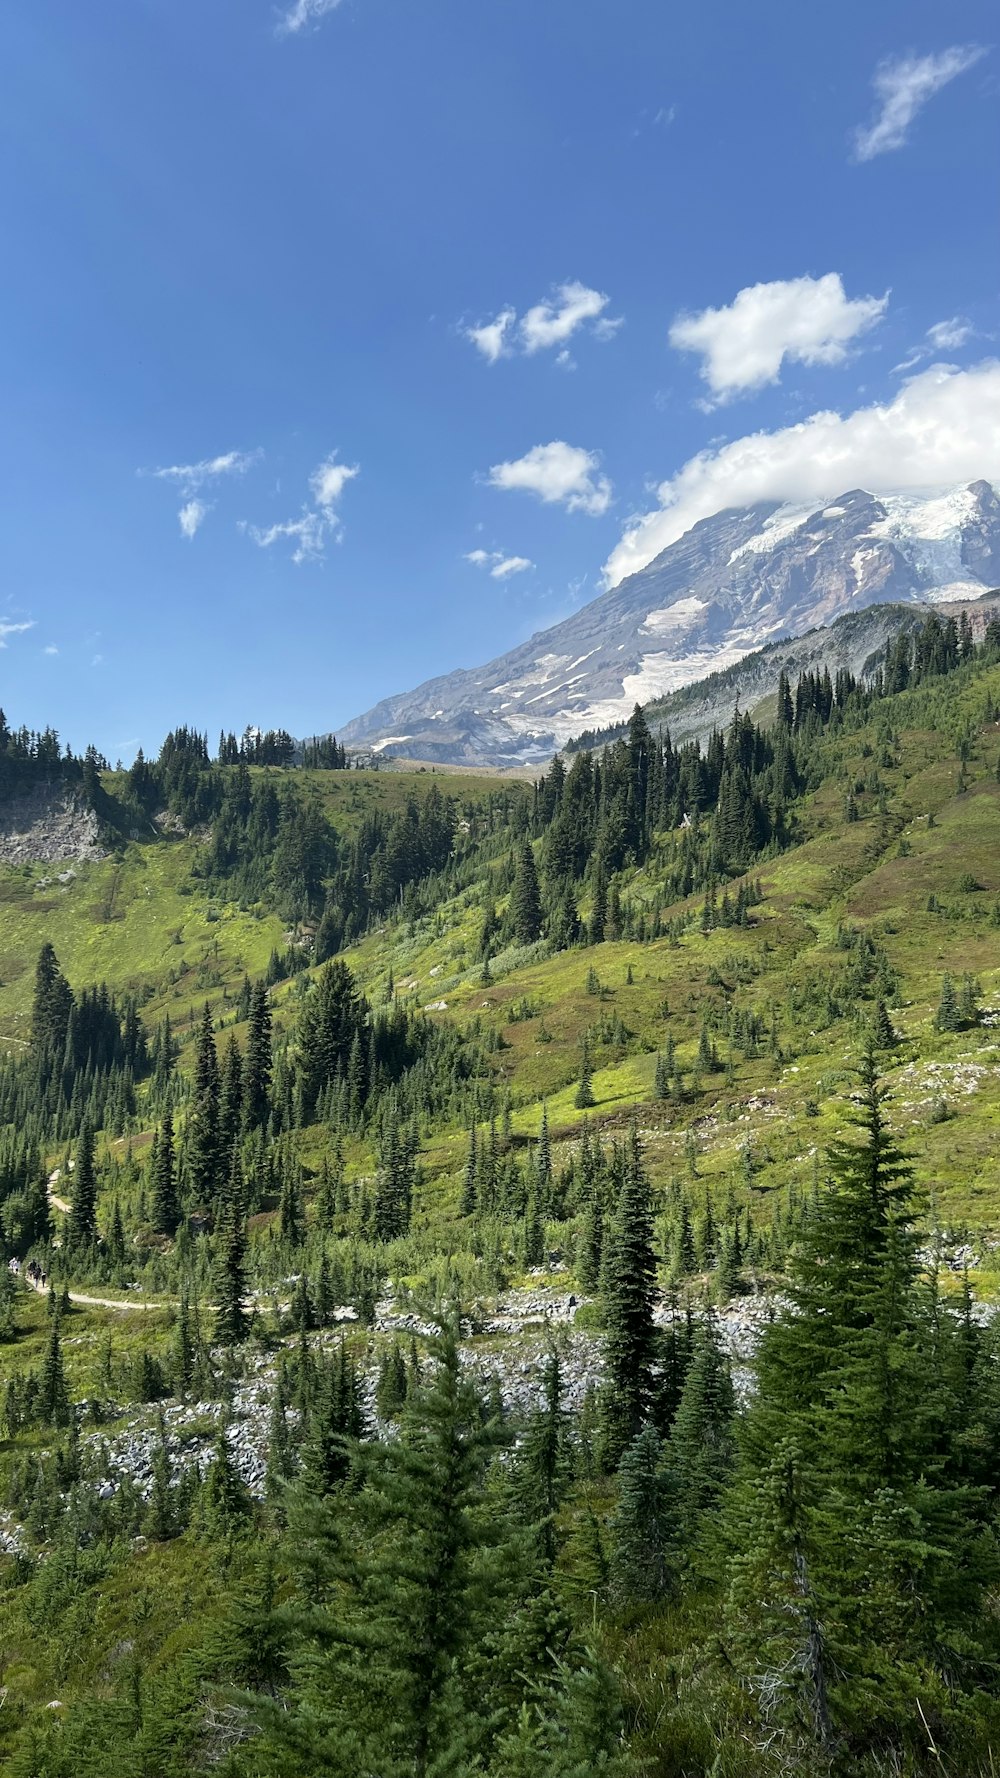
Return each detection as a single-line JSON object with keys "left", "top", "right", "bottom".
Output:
{"left": 460, "top": 1123, "right": 478, "bottom": 1217}
{"left": 145, "top": 1412, "right": 177, "bottom": 1542}
{"left": 665, "top": 1314, "right": 735, "bottom": 1554}
{"left": 31, "top": 941, "right": 73, "bottom": 1056}
{"left": 173, "top": 1290, "right": 194, "bottom": 1392}
{"left": 266, "top": 1367, "right": 295, "bottom": 1503}
{"left": 574, "top": 1034, "right": 595, "bottom": 1109}
{"left": 40, "top": 1317, "right": 70, "bottom": 1426}
{"left": 510, "top": 839, "right": 544, "bottom": 946}
{"left": 610, "top": 1424, "right": 672, "bottom": 1603}
{"left": 577, "top": 1190, "right": 603, "bottom": 1292}
{"left": 151, "top": 1111, "right": 180, "bottom": 1235}
{"left": 492, "top": 1652, "right": 628, "bottom": 1777}
{"left": 263, "top": 1315, "right": 508, "bottom": 1777}
{"left": 213, "top": 1152, "right": 248, "bottom": 1346}
{"left": 199, "top": 1426, "right": 251, "bottom": 1537}
{"left": 302, "top": 1341, "right": 366, "bottom": 1495}
{"left": 523, "top": 1192, "right": 545, "bottom": 1269}
{"left": 598, "top": 1129, "right": 659, "bottom": 1469}
{"left": 514, "top": 1347, "right": 571, "bottom": 1565}
{"left": 218, "top": 1035, "right": 245, "bottom": 1164}
{"left": 373, "top": 1118, "right": 416, "bottom": 1243}
{"left": 870, "top": 996, "right": 896, "bottom": 1049}
{"left": 723, "top": 1053, "right": 999, "bottom": 1751}
{"left": 243, "top": 980, "right": 273, "bottom": 1129}
{"left": 376, "top": 1342, "right": 409, "bottom": 1419}
{"left": 958, "top": 971, "right": 981, "bottom": 1027}
{"left": 935, "top": 972, "right": 961, "bottom": 1032}
{"left": 188, "top": 1003, "right": 221, "bottom": 1202}
{"left": 69, "top": 1123, "right": 98, "bottom": 1244}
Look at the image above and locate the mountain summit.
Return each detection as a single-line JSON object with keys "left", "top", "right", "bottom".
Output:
{"left": 339, "top": 480, "right": 1000, "bottom": 764}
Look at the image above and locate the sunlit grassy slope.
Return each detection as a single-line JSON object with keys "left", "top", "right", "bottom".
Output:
{"left": 0, "top": 766, "right": 506, "bottom": 1048}
{"left": 338, "top": 666, "right": 1000, "bottom": 1237}
{"left": 3, "top": 676, "right": 1000, "bottom": 1241}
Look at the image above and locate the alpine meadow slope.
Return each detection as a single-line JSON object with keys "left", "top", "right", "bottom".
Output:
{"left": 3, "top": 613, "right": 1000, "bottom": 1772}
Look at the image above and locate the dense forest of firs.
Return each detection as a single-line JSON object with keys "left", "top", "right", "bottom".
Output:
{"left": 1, "top": 608, "right": 1000, "bottom": 1774}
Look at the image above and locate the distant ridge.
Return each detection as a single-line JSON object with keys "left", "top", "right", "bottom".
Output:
{"left": 336, "top": 481, "right": 1000, "bottom": 765}
{"left": 567, "top": 589, "right": 1000, "bottom": 753}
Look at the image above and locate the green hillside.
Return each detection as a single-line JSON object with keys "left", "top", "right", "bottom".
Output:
{"left": 3, "top": 622, "right": 1000, "bottom": 1775}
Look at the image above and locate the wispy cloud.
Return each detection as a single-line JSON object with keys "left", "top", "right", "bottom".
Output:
{"left": 242, "top": 451, "right": 359, "bottom": 564}
{"left": 669, "top": 273, "right": 887, "bottom": 405}
{"left": 465, "top": 282, "right": 621, "bottom": 364}
{"left": 927, "top": 316, "right": 974, "bottom": 351}
{"left": 43, "top": 644, "right": 59, "bottom": 656}
{"left": 276, "top": 0, "right": 344, "bottom": 37}
{"left": 242, "top": 513, "right": 328, "bottom": 565}
{"left": 487, "top": 441, "right": 612, "bottom": 517}
{"left": 853, "top": 45, "right": 987, "bottom": 161}
{"left": 179, "top": 498, "right": 211, "bottom": 540}
{"left": 144, "top": 448, "right": 261, "bottom": 540}
{"left": 465, "top": 549, "right": 534, "bottom": 580}
{"left": 892, "top": 315, "right": 975, "bottom": 373}
{"left": 0, "top": 621, "right": 34, "bottom": 648}
{"left": 148, "top": 449, "right": 261, "bottom": 494}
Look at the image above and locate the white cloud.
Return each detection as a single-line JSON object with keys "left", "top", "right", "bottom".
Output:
{"left": 669, "top": 273, "right": 888, "bottom": 404}
{"left": 927, "top": 316, "right": 973, "bottom": 351}
{"left": 146, "top": 448, "right": 260, "bottom": 538}
{"left": 603, "top": 358, "right": 1000, "bottom": 586}
{"left": 520, "top": 282, "right": 610, "bottom": 354}
{"left": 309, "top": 454, "right": 360, "bottom": 508}
{"left": 853, "top": 45, "right": 987, "bottom": 161}
{"left": 277, "top": 0, "right": 343, "bottom": 36}
{"left": 44, "top": 644, "right": 59, "bottom": 656}
{"left": 0, "top": 621, "right": 34, "bottom": 647}
{"left": 465, "top": 283, "right": 620, "bottom": 363}
{"left": 491, "top": 555, "right": 533, "bottom": 579}
{"left": 465, "top": 549, "right": 534, "bottom": 579}
{"left": 179, "top": 498, "right": 211, "bottom": 540}
{"left": 243, "top": 450, "right": 358, "bottom": 564}
{"left": 149, "top": 449, "right": 260, "bottom": 493}
{"left": 466, "top": 308, "right": 516, "bottom": 364}
{"left": 488, "top": 441, "right": 612, "bottom": 517}
{"left": 243, "top": 513, "right": 329, "bottom": 565}
{"left": 893, "top": 315, "right": 975, "bottom": 373}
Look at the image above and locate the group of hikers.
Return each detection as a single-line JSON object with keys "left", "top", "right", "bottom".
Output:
{"left": 8, "top": 1258, "right": 48, "bottom": 1293}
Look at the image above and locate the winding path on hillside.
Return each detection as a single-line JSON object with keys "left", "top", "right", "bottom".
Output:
{"left": 24, "top": 1272, "right": 164, "bottom": 1313}
{"left": 35, "top": 1174, "right": 182, "bottom": 1312}
{"left": 35, "top": 1177, "right": 302, "bottom": 1317}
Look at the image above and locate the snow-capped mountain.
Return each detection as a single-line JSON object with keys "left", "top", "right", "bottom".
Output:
{"left": 338, "top": 480, "right": 1000, "bottom": 765}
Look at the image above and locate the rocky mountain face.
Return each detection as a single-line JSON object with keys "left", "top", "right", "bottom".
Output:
{"left": 576, "top": 592, "right": 1000, "bottom": 754}
{"left": 338, "top": 480, "right": 1000, "bottom": 765}
{"left": 0, "top": 785, "right": 106, "bottom": 866}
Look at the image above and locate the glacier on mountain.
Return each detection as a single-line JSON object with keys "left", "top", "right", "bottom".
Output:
{"left": 337, "top": 480, "right": 1000, "bottom": 765}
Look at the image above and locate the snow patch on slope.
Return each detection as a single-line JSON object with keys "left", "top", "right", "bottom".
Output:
{"left": 728, "top": 504, "right": 813, "bottom": 564}
{"left": 642, "top": 598, "right": 707, "bottom": 635}
{"left": 867, "top": 487, "right": 990, "bottom": 602}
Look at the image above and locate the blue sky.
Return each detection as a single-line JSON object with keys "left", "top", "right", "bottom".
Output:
{"left": 1, "top": 0, "right": 997, "bottom": 759}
